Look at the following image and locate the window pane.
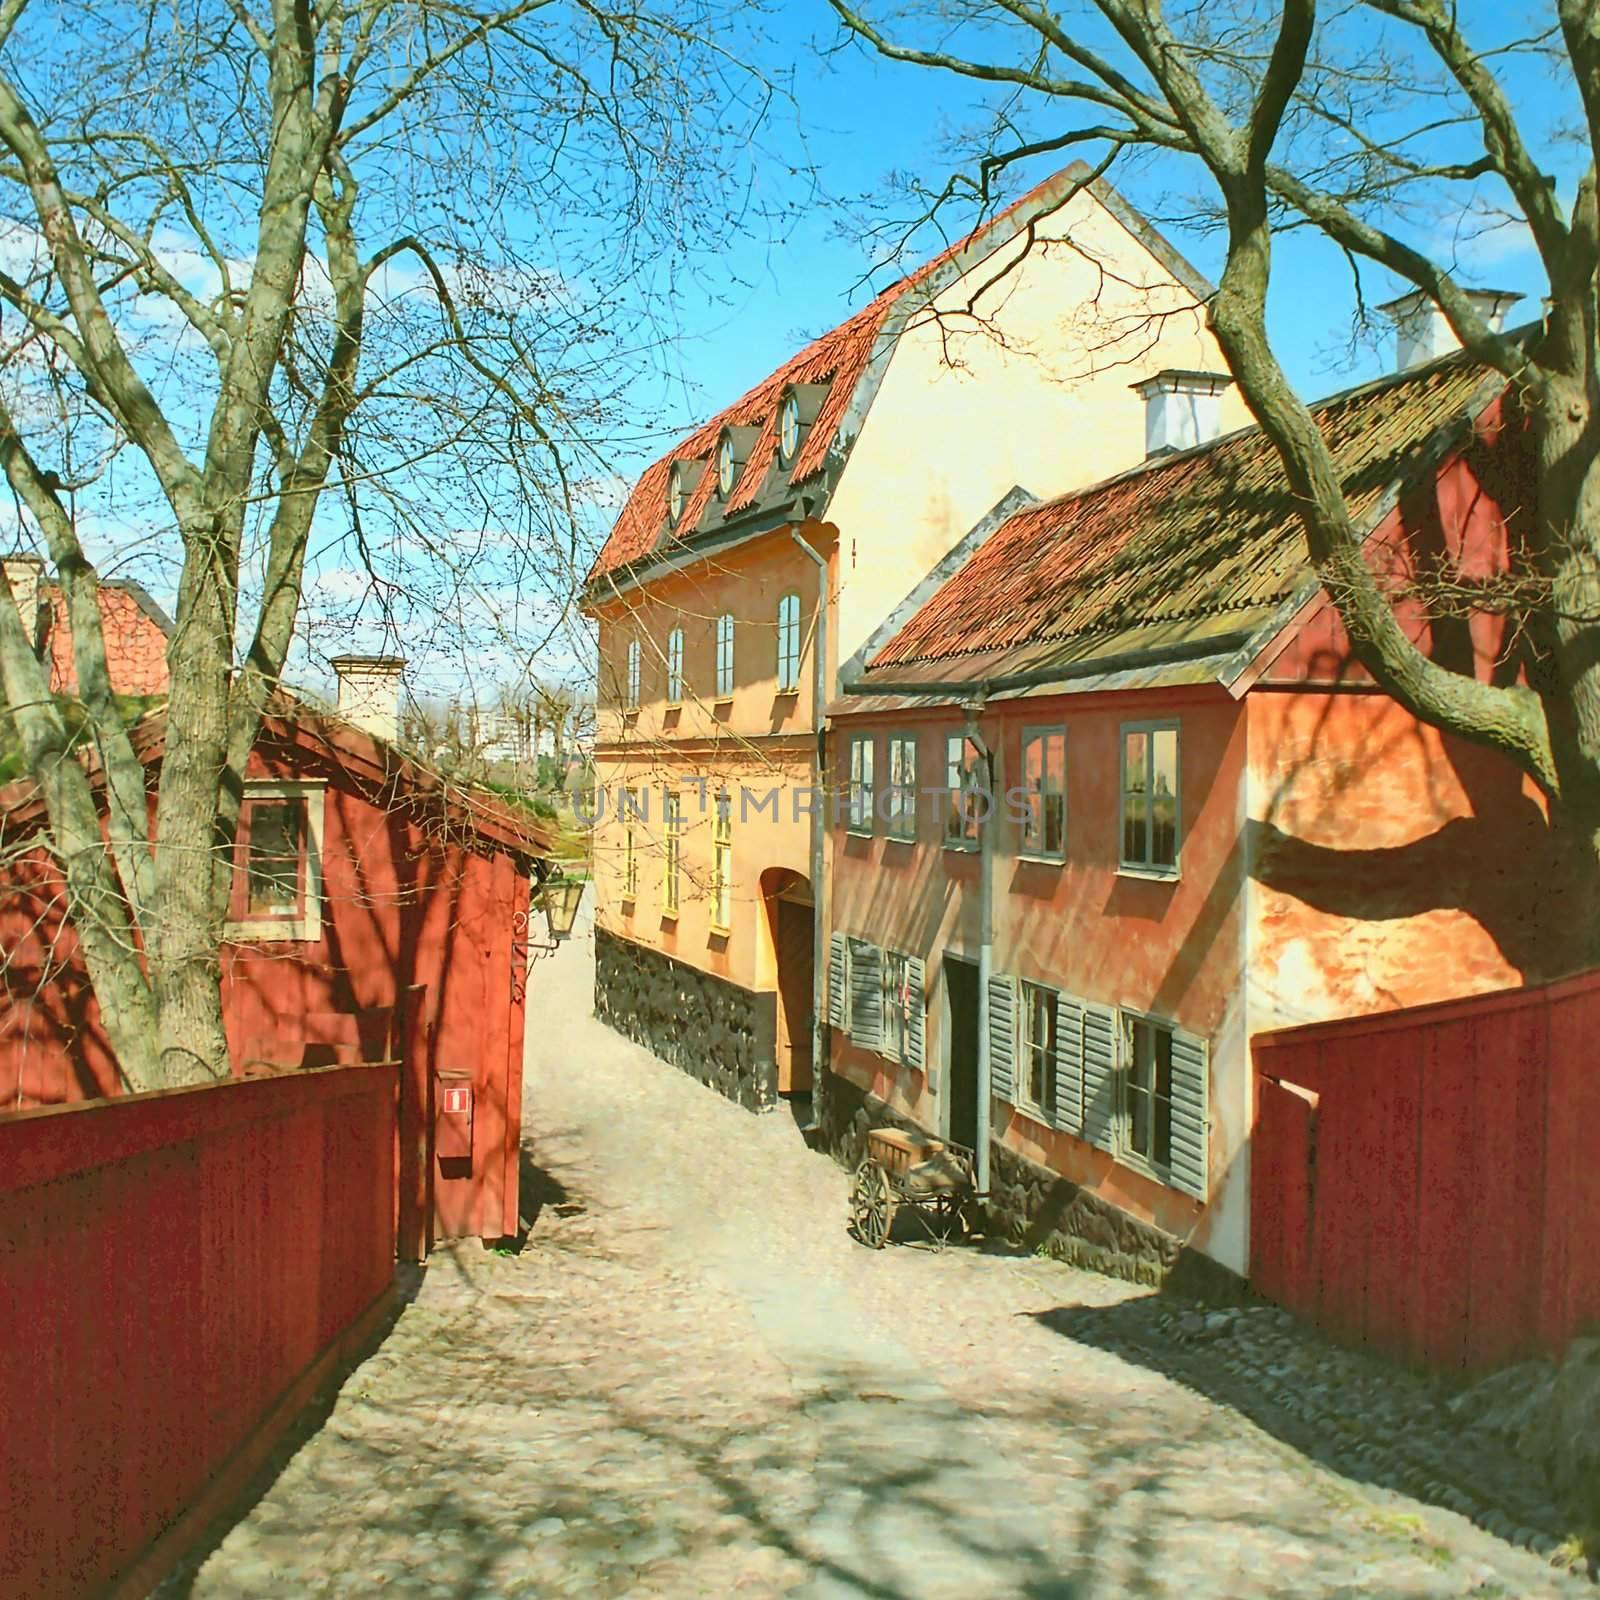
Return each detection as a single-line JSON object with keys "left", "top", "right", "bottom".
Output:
{"left": 1122, "top": 731, "right": 1148, "bottom": 864}
{"left": 1153, "top": 1027, "right": 1173, "bottom": 1168}
{"left": 246, "top": 802, "right": 302, "bottom": 915}
{"left": 1151, "top": 728, "right": 1179, "bottom": 868}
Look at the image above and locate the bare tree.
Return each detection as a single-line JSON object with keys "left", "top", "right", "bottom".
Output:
{"left": 828, "top": 0, "right": 1600, "bottom": 952}
{"left": 0, "top": 0, "right": 780, "bottom": 1088}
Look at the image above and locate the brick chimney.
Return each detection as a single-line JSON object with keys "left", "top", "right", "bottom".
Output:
{"left": 1378, "top": 288, "right": 1520, "bottom": 372}
{"left": 2, "top": 552, "right": 45, "bottom": 652}
{"left": 1131, "top": 369, "right": 1235, "bottom": 458}
{"left": 330, "top": 655, "right": 405, "bottom": 742}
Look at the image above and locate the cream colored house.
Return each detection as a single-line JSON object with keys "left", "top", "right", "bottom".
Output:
{"left": 583, "top": 162, "right": 1250, "bottom": 1110}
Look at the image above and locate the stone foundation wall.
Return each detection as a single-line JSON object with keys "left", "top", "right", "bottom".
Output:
{"left": 818, "top": 1066, "right": 1244, "bottom": 1303}
{"left": 594, "top": 928, "right": 778, "bottom": 1111}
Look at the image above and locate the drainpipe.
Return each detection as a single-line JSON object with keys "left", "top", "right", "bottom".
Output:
{"left": 962, "top": 699, "right": 994, "bottom": 1198}
{"left": 790, "top": 528, "right": 829, "bottom": 1129}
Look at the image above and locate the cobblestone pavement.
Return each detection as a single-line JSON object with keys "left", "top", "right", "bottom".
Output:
{"left": 164, "top": 913, "right": 1592, "bottom": 1598}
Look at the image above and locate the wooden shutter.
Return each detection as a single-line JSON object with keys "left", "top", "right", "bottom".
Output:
{"left": 1081, "top": 1002, "right": 1118, "bottom": 1152}
{"left": 827, "top": 933, "right": 849, "bottom": 1031}
{"left": 1053, "top": 994, "right": 1085, "bottom": 1136}
{"left": 1168, "top": 1028, "right": 1209, "bottom": 1200}
{"left": 904, "top": 956, "right": 926, "bottom": 1071}
{"left": 987, "top": 973, "right": 1018, "bottom": 1104}
{"left": 850, "top": 942, "right": 883, "bottom": 1050}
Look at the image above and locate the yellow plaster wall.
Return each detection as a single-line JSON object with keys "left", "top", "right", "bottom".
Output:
{"left": 830, "top": 185, "right": 1251, "bottom": 669}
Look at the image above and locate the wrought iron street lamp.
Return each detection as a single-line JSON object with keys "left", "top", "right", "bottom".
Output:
{"left": 539, "top": 874, "right": 586, "bottom": 941}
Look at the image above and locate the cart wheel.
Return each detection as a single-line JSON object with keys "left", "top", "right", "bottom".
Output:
{"left": 849, "top": 1160, "right": 894, "bottom": 1249}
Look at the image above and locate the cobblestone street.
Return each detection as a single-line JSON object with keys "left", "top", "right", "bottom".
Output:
{"left": 163, "top": 914, "right": 1591, "bottom": 1598}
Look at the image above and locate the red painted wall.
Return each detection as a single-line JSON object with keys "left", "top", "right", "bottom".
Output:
{"left": 0, "top": 1064, "right": 395, "bottom": 1598}
{"left": 1251, "top": 970, "right": 1600, "bottom": 1371}
{"left": 828, "top": 686, "right": 1251, "bottom": 1264}
{"left": 0, "top": 738, "right": 533, "bottom": 1246}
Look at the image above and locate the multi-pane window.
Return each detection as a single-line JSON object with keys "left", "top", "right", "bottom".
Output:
{"left": 712, "top": 790, "right": 732, "bottom": 930}
{"left": 1021, "top": 980, "right": 1057, "bottom": 1121}
{"left": 1020, "top": 727, "right": 1066, "bottom": 859}
{"left": 885, "top": 734, "right": 917, "bottom": 841}
{"left": 776, "top": 592, "right": 801, "bottom": 692}
{"left": 1124, "top": 1015, "right": 1175, "bottom": 1172}
{"left": 662, "top": 789, "right": 682, "bottom": 915}
{"left": 715, "top": 613, "right": 735, "bottom": 698}
{"left": 847, "top": 735, "right": 874, "bottom": 835}
{"left": 666, "top": 627, "right": 684, "bottom": 704}
{"left": 621, "top": 786, "right": 640, "bottom": 900}
{"left": 1122, "top": 723, "right": 1180, "bottom": 871}
{"left": 242, "top": 799, "right": 305, "bottom": 918}
{"left": 882, "top": 949, "right": 912, "bottom": 1064}
{"left": 625, "top": 638, "right": 641, "bottom": 709}
{"left": 944, "top": 732, "right": 983, "bottom": 849}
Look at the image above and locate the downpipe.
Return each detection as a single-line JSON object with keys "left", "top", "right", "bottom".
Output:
{"left": 963, "top": 699, "right": 993, "bottom": 1200}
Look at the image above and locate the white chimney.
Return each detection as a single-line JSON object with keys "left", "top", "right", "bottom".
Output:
{"left": 2, "top": 552, "right": 45, "bottom": 651}
{"left": 330, "top": 654, "right": 405, "bottom": 743}
{"left": 1378, "top": 288, "right": 1520, "bottom": 372}
{"left": 1131, "top": 369, "right": 1235, "bottom": 458}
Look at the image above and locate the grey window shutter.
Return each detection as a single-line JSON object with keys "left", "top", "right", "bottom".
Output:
{"left": 1081, "top": 1002, "right": 1118, "bottom": 1152}
{"left": 904, "top": 956, "right": 926, "bottom": 1071}
{"left": 850, "top": 942, "right": 883, "bottom": 1050}
{"left": 1168, "top": 1028, "right": 1209, "bottom": 1200}
{"left": 987, "top": 974, "right": 1018, "bottom": 1104}
{"left": 1053, "top": 994, "right": 1085, "bottom": 1136}
{"left": 827, "top": 933, "right": 849, "bottom": 1031}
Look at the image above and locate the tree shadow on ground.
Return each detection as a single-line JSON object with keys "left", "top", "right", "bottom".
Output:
{"left": 1029, "top": 1296, "right": 1572, "bottom": 1553}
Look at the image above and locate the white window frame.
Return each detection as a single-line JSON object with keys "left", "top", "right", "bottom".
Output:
{"left": 226, "top": 781, "right": 325, "bottom": 944}
{"left": 1018, "top": 725, "right": 1067, "bottom": 862}
{"left": 1017, "top": 978, "right": 1059, "bottom": 1124}
{"left": 885, "top": 733, "right": 917, "bottom": 842}
{"left": 776, "top": 591, "right": 801, "bottom": 693}
{"left": 665, "top": 626, "right": 684, "bottom": 705}
{"left": 847, "top": 734, "right": 875, "bottom": 836}
{"left": 621, "top": 785, "right": 640, "bottom": 901}
{"left": 625, "top": 638, "right": 641, "bottom": 711}
{"left": 662, "top": 789, "right": 682, "bottom": 917}
{"left": 715, "top": 613, "right": 735, "bottom": 699}
{"left": 711, "top": 790, "right": 732, "bottom": 932}
{"left": 943, "top": 732, "right": 982, "bottom": 851}
{"left": 1118, "top": 1009, "right": 1178, "bottom": 1183}
{"left": 1120, "top": 720, "right": 1181, "bottom": 876}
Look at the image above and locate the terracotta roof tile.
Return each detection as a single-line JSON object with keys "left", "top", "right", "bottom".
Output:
{"left": 44, "top": 584, "right": 171, "bottom": 698}
{"left": 587, "top": 165, "right": 1117, "bottom": 587}
{"left": 867, "top": 356, "right": 1501, "bottom": 676}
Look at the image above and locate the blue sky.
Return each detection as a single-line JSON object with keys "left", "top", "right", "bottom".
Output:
{"left": 621, "top": 2, "right": 1559, "bottom": 480}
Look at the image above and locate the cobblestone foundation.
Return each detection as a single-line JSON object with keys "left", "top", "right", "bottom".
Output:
{"left": 817, "top": 1067, "right": 1244, "bottom": 1303}
{"left": 593, "top": 927, "right": 777, "bottom": 1111}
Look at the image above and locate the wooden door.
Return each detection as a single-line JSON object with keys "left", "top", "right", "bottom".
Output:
{"left": 775, "top": 898, "right": 814, "bottom": 1095}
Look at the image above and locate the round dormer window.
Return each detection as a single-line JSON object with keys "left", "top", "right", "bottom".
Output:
{"left": 667, "top": 461, "right": 686, "bottom": 524}
{"left": 778, "top": 392, "right": 801, "bottom": 465}
{"left": 717, "top": 433, "right": 737, "bottom": 499}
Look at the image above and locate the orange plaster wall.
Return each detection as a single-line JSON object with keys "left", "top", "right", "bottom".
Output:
{"left": 828, "top": 686, "right": 1252, "bottom": 1270}
{"left": 1246, "top": 689, "right": 1561, "bottom": 1034}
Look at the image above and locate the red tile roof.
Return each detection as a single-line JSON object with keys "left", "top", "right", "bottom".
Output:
{"left": 867, "top": 356, "right": 1503, "bottom": 679}
{"left": 587, "top": 163, "right": 1140, "bottom": 588}
{"left": 44, "top": 584, "right": 171, "bottom": 698}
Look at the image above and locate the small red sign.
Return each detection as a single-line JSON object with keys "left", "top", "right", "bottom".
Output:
{"left": 442, "top": 1086, "right": 471, "bottom": 1115}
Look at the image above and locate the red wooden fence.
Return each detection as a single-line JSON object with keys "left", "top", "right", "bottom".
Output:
{"left": 0, "top": 1063, "right": 396, "bottom": 1598}
{"left": 1252, "top": 970, "right": 1600, "bottom": 1372}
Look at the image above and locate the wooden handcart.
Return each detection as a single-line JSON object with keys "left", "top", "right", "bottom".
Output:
{"left": 847, "top": 1127, "right": 981, "bottom": 1249}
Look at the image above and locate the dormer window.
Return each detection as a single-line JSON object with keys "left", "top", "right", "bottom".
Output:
{"left": 666, "top": 458, "right": 703, "bottom": 527}
{"left": 778, "top": 393, "right": 801, "bottom": 464}
{"left": 712, "top": 425, "right": 760, "bottom": 503}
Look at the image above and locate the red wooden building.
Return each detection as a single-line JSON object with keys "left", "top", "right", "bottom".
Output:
{"left": 0, "top": 683, "right": 553, "bottom": 1255}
